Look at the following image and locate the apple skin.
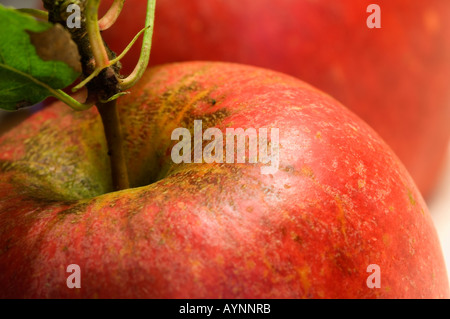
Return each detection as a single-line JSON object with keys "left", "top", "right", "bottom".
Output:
{"left": 100, "top": 0, "right": 450, "bottom": 199}
{"left": 0, "top": 62, "right": 448, "bottom": 298}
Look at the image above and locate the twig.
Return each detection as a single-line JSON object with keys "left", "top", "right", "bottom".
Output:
{"left": 98, "top": 0, "right": 125, "bottom": 30}
{"left": 119, "top": 0, "right": 156, "bottom": 89}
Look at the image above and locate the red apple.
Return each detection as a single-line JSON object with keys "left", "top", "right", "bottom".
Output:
{"left": 0, "top": 62, "right": 448, "bottom": 298}
{"left": 100, "top": 0, "right": 450, "bottom": 199}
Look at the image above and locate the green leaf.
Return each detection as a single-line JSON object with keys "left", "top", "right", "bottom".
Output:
{"left": 0, "top": 5, "right": 82, "bottom": 111}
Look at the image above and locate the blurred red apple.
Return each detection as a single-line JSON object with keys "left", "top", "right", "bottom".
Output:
{"left": 100, "top": 0, "right": 450, "bottom": 199}
{"left": 0, "top": 62, "right": 448, "bottom": 298}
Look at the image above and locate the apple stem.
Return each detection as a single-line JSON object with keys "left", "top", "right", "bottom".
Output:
{"left": 98, "top": 0, "right": 125, "bottom": 31}
{"left": 97, "top": 100, "right": 130, "bottom": 191}
{"left": 17, "top": 8, "right": 48, "bottom": 20}
{"left": 119, "top": 0, "right": 156, "bottom": 89}
{"left": 72, "top": 24, "right": 151, "bottom": 93}
{"left": 86, "top": 0, "right": 110, "bottom": 69}
{"left": 43, "top": 0, "right": 143, "bottom": 192}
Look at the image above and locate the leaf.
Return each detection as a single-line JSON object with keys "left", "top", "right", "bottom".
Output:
{"left": 0, "top": 6, "right": 82, "bottom": 111}
{"left": 27, "top": 23, "right": 82, "bottom": 74}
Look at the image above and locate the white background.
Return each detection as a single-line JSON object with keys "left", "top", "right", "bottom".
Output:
{"left": 2, "top": 0, "right": 450, "bottom": 290}
{"left": 428, "top": 148, "right": 450, "bottom": 279}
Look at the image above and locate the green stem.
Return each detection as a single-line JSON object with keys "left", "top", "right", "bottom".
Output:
{"left": 72, "top": 24, "right": 151, "bottom": 93}
{"left": 98, "top": 0, "right": 125, "bottom": 30}
{"left": 17, "top": 8, "right": 48, "bottom": 20}
{"left": 120, "top": 0, "right": 156, "bottom": 89}
{"left": 97, "top": 100, "right": 130, "bottom": 191}
{"left": 52, "top": 89, "right": 94, "bottom": 111}
{"left": 0, "top": 62, "right": 93, "bottom": 111}
{"left": 86, "top": 0, "right": 109, "bottom": 68}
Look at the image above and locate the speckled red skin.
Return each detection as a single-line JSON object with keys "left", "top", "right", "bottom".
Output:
{"left": 0, "top": 62, "right": 448, "bottom": 298}
{"left": 100, "top": 0, "right": 450, "bottom": 199}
